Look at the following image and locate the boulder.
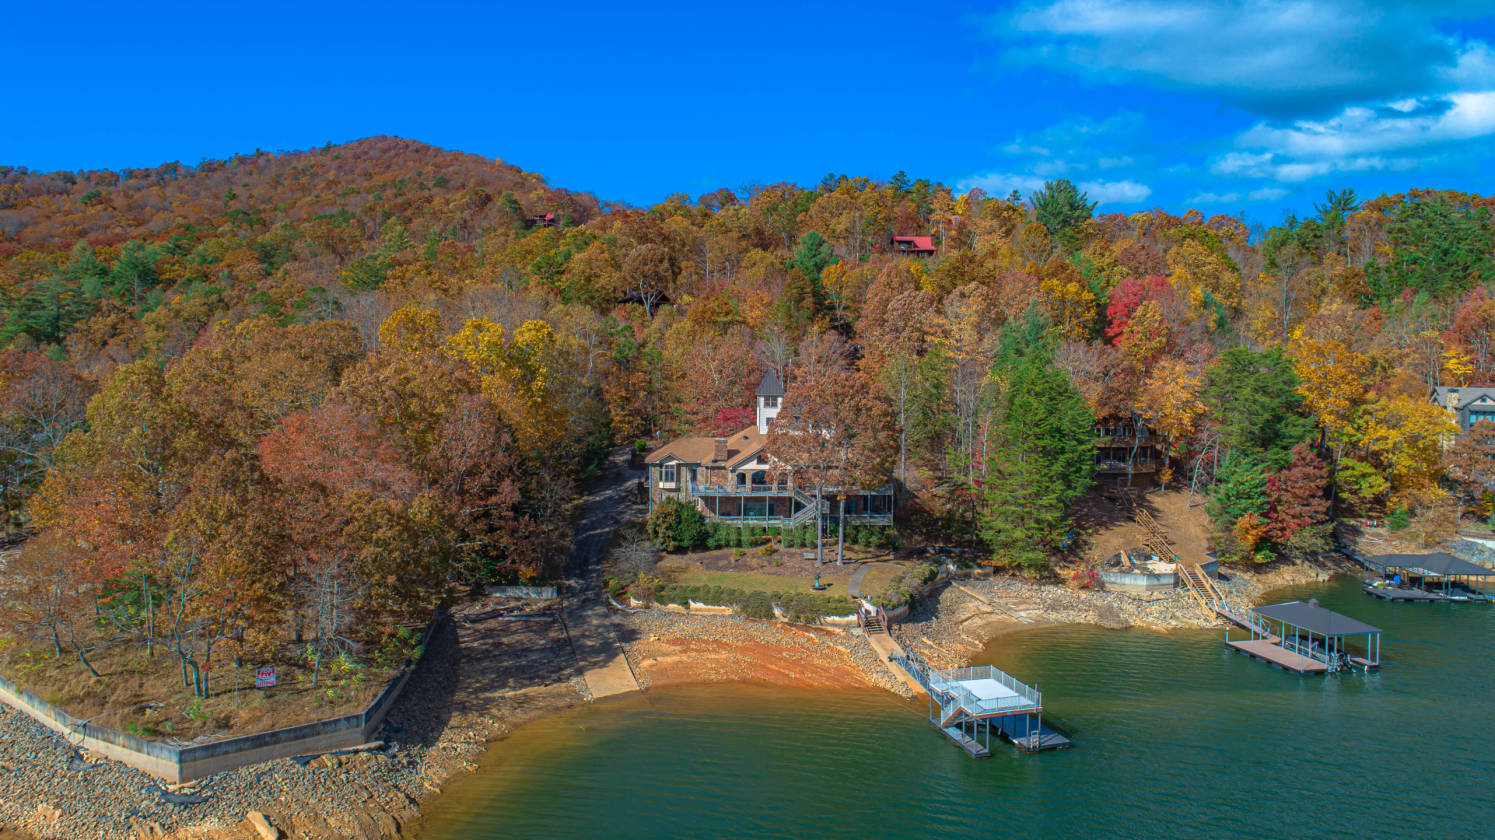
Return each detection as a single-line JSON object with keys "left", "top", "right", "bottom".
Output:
{"left": 246, "top": 811, "right": 280, "bottom": 840}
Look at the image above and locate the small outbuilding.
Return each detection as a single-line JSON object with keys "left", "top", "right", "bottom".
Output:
{"left": 891, "top": 235, "right": 936, "bottom": 257}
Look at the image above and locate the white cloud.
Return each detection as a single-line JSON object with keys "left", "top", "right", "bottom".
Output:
{"left": 1187, "top": 191, "right": 1241, "bottom": 204}
{"left": 1209, "top": 90, "right": 1495, "bottom": 181}
{"left": 1248, "top": 186, "right": 1290, "bottom": 201}
{"left": 1083, "top": 179, "right": 1152, "bottom": 204}
{"left": 955, "top": 172, "right": 1049, "bottom": 196}
{"left": 956, "top": 172, "right": 1151, "bottom": 205}
{"left": 991, "top": 0, "right": 1495, "bottom": 117}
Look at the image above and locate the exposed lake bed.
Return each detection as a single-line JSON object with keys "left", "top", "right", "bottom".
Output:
{"left": 412, "top": 575, "right": 1492, "bottom": 840}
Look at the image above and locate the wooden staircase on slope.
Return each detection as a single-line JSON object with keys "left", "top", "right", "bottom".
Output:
{"left": 1176, "top": 561, "right": 1224, "bottom": 617}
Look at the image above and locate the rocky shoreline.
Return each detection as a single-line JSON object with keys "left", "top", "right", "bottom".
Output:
{"left": 618, "top": 608, "right": 912, "bottom": 697}
{"left": 897, "top": 557, "right": 1361, "bottom": 669}
{"left": 0, "top": 558, "right": 1360, "bottom": 839}
{"left": 0, "top": 597, "right": 587, "bottom": 840}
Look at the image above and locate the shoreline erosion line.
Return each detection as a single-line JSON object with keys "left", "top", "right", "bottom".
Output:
{"left": 0, "top": 555, "right": 1353, "bottom": 839}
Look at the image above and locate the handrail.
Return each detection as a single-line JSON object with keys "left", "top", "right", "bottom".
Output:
{"left": 927, "top": 665, "right": 1042, "bottom": 715}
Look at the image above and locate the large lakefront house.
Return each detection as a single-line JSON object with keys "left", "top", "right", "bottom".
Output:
{"left": 645, "top": 371, "right": 895, "bottom": 527}
{"left": 1431, "top": 385, "right": 1495, "bottom": 431}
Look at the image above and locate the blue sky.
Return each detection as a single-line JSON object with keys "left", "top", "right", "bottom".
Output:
{"left": 6, "top": 1, "right": 1495, "bottom": 223}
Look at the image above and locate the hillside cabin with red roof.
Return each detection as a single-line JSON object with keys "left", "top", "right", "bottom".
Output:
{"left": 644, "top": 371, "right": 894, "bottom": 527}
{"left": 891, "top": 235, "right": 936, "bottom": 257}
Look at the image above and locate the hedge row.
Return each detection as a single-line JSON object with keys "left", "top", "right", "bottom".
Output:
{"left": 648, "top": 583, "right": 853, "bottom": 623}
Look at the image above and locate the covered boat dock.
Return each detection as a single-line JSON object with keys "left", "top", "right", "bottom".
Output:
{"left": 1226, "top": 599, "right": 1380, "bottom": 674}
{"left": 1362, "top": 553, "right": 1495, "bottom": 602}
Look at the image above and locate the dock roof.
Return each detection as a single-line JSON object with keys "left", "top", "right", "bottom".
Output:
{"left": 1254, "top": 600, "right": 1380, "bottom": 637}
{"left": 1365, "top": 552, "right": 1495, "bottom": 578}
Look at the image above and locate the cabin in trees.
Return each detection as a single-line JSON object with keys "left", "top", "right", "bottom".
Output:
{"left": 645, "top": 370, "right": 895, "bottom": 526}
{"left": 529, "top": 212, "right": 557, "bottom": 228}
{"left": 1431, "top": 385, "right": 1495, "bottom": 431}
{"left": 1093, "top": 417, "right": 1161, "bottom": 486}
{"left": 890, "top": 235, "right": 936, "bottom": 257}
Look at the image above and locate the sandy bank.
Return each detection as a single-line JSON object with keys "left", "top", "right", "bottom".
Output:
{"left": 0, "top": 557, "right": 1362, "bottom": 839}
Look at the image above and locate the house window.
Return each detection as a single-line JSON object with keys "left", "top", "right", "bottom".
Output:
{"left": 763, "top": 396, "right": 779, "bottom": 408}
{"left": 660, "top": 464, "right": 677, "bottom": 484}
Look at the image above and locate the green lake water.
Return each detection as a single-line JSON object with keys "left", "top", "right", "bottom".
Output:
{"left": 414, "top": 576, "right": 1494, "bottom": 839}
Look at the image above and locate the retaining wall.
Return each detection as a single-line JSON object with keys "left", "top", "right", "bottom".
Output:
{"left": 0, "top": 620, "right": 437, "bottom": 783}
{"left": 1100, "top": 559, "right": 1219, "bottom": 594}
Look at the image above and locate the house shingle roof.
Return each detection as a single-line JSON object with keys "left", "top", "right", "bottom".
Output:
{"left": 891, "top": 235, "right": 935, "bottom": 252}
{"left": 1432, "top": 386, "right": 1495, "bottom": 411}
{"left": 646, "top": 425, "right": 765, "bottom": 467}
{"left": 756, "top": 369, "right": 785, "bottom": 397}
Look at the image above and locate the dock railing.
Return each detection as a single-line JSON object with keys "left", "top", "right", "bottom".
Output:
{"left": 927, "top": 665, "right": 1042, "bottom": 718}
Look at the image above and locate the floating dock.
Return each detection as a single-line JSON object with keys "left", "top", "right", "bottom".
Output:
{"left": 1364, "top": 585, "right": 1447, "bottom": 602}
{"left": 892, "top": 653, "right": 1070, "bottom": 755}
{"left": 1225, "top": 599, "right": 1380, "bottom": 675}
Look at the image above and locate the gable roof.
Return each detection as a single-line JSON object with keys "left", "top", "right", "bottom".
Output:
{"left": 1253, "top": 600, "right": 1379, "bottom": 636}
{"left": 646, "top": 425, "right": 765, "bottom": 468}
{"left": 1432, "top": 386, "right": 1495, "bottom": 411}
{"left": 757, "top": 368, "right": 785, "bottom": 397}
{"left": 891, "top": 235, "right": 935, "bottom": 252}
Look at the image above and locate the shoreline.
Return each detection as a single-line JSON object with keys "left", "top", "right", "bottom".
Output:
{"left": 0, "top": 558, "right": 1357, "bottom": 839}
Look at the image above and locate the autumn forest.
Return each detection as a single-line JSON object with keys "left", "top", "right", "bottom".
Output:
{"left": 0, "top": 136, "right": 1490, "bottom": 699}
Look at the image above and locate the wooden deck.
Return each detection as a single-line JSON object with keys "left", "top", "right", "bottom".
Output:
{"left": 1226, "top": 639, "right": 1328, "bottom": 674}
{"left": 939, "top": 725, "right": 991, "bottom": 757}
{"left": 932, "top": 713, "right": 1071, "bottom": 756}
{"left": 1365, "top": 585, "right": 1446, "bottom": 602}
{"left": 994, "top": 714, "right": 1073, "bottom": 751}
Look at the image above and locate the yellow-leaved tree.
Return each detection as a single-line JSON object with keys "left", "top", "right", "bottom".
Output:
{"left": 1135, "top": 358, "right": 1204, "bottom": 486}
{"left": 446, "top": 318, "right": 568, "bottom": 459}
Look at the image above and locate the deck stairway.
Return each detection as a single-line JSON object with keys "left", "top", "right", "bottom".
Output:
{"left": 1177, "top": 562, "right": 1222, "bottom": 615}
{"left": 788, "top": 489, "right": 824, "bottom": 527}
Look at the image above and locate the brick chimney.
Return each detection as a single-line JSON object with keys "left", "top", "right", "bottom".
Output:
{"left": 713, "top": 437, "right": 728, "bottom": 463}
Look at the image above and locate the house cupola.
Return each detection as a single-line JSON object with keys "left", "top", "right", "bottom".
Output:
{"left": 756, "top": 369, "right": 785, "bottom": 435}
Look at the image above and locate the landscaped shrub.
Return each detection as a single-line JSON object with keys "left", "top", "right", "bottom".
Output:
{"left": 740, "top": 590, "right": 775, "bottom": 620}
{"left": 647, "top": 498, "right": 708, "bottom": 550}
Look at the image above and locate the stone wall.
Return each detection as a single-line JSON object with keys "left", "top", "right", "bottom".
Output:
{"left": 0, "top": 619, "right": 437, "bottom": 783}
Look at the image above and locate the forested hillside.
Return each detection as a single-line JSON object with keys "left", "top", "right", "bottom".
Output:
{"left": 1, "top": 137, "right": 1491, "bottom": 689}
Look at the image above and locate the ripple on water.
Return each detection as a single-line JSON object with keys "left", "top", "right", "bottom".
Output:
{"left": 416, "top": 576, "right": 1495, "bottom": 840}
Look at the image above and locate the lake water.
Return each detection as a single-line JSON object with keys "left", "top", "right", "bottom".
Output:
{"left": 414, "top": 576, "right": 1493, "bottom": 839}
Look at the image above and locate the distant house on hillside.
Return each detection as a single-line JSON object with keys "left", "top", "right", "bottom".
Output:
{"left": 530, "top": 212, "right": 557, "bottom": 228}
{"left": 891, "top": 235, "right": 936, "bottom": 257}
{"left": 1094, "top": 416, "right": 1161, "bottom": 487}
{"left": 644, "top": 370, "right": 894, "bottom": 526}
{"left": 1431, "top": 385, "right": 1495, "bottom": 431}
